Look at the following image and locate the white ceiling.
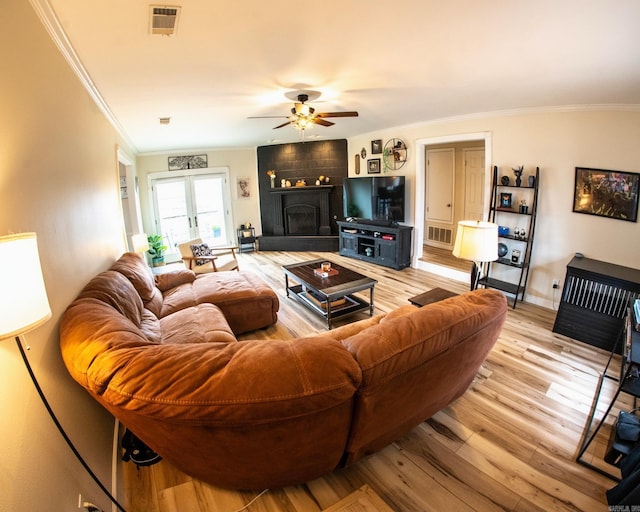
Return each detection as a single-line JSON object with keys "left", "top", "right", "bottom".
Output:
{"left": 38, "top": 0, "right": 640, "bottom": 154}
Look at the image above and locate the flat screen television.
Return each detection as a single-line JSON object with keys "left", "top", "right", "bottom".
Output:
{"left": 343, "top": 176, "right": 406, "bottom": 224}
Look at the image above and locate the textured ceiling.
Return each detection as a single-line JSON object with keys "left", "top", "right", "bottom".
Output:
{"left": 38, "top": 0, "right": 640, "bottom": 153}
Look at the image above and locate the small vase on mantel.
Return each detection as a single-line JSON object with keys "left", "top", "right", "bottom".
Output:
{"left": 270, "top": 176, "right": 275, "bottom": 188}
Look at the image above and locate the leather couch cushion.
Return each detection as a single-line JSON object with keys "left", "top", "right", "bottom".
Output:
{"left": 60, "top": 297, "right": 154, "bottom": 394}
{"left": 160, "top": 271, "right": 279, "bottom": 334}
{"left": 315, "top": 304, "right": 419, "bottom": 343}
{"left": 91, "top": 335, "right": 361, "bottom": 424}
{"left": 140, "top": 309, "right": 162, "bottom": 344}
{"left": 159, "top": 304, "right": 236, "bottom": 345}
{"left": 340, "top": 289, "right": 507, "bottom": 465}
{"left": 110, "top": 252, "right": 166, "bottom": 317}
{"left": 77, "top": 270, "right": 143, "bottom": 327}
{"left": 110, "top": 252, "right": 157, "bottom": 302}
{"left": 96, "top": 335, "right": 361, "bottom": 489}
{"left": 155, "top": 269, "right": 196, "bottom": 291}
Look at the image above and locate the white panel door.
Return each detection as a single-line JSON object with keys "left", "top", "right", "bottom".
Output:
{"left": 426, "top": 148, "right": 455, "bottom": 223}
{"left": 464, "top": 148, "right": 486, "bottom": 220}
{"left": 151, "top": 172, "right": 231, "bottom": 262}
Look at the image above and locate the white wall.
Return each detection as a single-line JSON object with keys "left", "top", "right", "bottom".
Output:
{"left": 0, "top": 1, "right": 133, "bottom": 510}
{"left": 347, "top": 109, "right": 640, "bottom": 308}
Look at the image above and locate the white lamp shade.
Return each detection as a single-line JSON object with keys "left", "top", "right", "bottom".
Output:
{"left": 0, "top": 233, "right": 52, "bottom": 339}
{"left": 131, "top": 233, "right": 149, "bottom": 253}
{"left": 452, "top": 221, "right": 499, "bottom": 262}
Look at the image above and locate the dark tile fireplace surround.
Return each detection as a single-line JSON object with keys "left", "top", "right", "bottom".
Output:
{"left": 257, "top": 140, "right": 347, "bottom": 251}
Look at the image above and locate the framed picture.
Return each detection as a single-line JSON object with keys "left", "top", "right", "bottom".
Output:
{"left": 573, "top": 167, "right": 640, "bottom": 222}
{"left": 500, "top": 192, "right": 512, "bottom": 209}
{"left": 371, "top": 139, "right": 382, "bottom": 154}
{"left": 367, "top": 158, "right": 381, "bottom": 174}
{"left": 168, "top": 154, "right": 208, "bottom": 171}
{"left": 237, "top": 177, "right": 251, "bottom": 199}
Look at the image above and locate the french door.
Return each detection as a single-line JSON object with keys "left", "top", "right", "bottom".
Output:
{"left": 150, "top": 169, "right": 233, "bottom": 262}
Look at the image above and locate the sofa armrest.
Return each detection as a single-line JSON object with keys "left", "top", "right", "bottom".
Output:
{"left": 155, "top": 269, "right": 196, "bottom": 291}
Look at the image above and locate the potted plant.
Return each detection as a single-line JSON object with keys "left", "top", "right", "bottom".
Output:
{"left": 147, "top": 234, "right": 167, "bottom": 267}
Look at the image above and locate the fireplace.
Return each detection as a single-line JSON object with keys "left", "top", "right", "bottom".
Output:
{"left": 259, "top": 186, "right": 338, "bottom": 251}
{"left": 256, "top": 139, "right": 348, "bottom": 251}
{"left": 285, "top": 204, "right": 319, "bottom": 235}
{"left": 270, "top": 186, "right": 332, "bottom": 236}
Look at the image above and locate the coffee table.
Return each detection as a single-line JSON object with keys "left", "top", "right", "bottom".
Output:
{"left": 282, "top": 258, "right": 377, "bottom": 329}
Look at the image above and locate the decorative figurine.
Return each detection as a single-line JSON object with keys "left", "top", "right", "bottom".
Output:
{"left": 519, "top": 199, "right": 528, "bottom": 214}
{"left": 512, "top": 165, "right": 524, "bottom": 187}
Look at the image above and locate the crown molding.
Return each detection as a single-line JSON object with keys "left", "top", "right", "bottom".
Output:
{"left": 29, "top": 0, "right": 138, "bottom": 152}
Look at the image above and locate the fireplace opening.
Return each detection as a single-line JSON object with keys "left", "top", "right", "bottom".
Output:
{"left": 285, "top": 204, "right": 319, "bottom": 235}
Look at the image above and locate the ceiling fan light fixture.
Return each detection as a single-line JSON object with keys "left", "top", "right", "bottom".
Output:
{"left": 292, "top": 103, "right": 314, "bottom": 116}
{"left": 291, "top": 116, "right": 314, "bottom": 131}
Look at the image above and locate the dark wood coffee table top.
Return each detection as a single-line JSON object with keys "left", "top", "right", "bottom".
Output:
{"left": 282, "top": 258, "right": 377, "bottom": 298}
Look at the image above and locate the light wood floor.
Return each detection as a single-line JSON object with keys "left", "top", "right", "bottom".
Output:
{"left": 122, "top": 250, "right": 627, "bottom": 512}
{"left": 420, "top": 244, "right": 473, "bottom": 273}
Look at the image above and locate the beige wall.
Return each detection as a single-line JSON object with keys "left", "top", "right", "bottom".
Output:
{"left": 138, "top": 110, "right": 640, "bottom": 310}
{"left": 136, "top": 148, "right": 261, "bottom": 246}
{"left": 0, "top": 0, "right": 133, "bottom": 510}
{"left": 348, "top": 109, "right": 640, "bottom": 307}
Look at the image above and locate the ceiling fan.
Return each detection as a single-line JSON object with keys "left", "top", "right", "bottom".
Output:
{"left": 249, "top": 93, "right": 359, "bottom": 130}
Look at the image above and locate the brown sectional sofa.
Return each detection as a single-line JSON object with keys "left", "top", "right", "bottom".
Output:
{"left": 60, "top": 252, "right": 507, "bottom": 490}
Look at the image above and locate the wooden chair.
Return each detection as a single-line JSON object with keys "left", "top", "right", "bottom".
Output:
{"left": 178, "top": 238, "right": 239, "bottom": 274}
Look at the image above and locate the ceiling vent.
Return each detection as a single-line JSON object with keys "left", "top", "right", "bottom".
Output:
{"left": 149, "top": 6, "right": 181, "bottom": 36}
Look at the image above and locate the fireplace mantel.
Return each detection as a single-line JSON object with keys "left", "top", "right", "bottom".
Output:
{"left": 269, "top": 185, "right": 334, "bottom": 194}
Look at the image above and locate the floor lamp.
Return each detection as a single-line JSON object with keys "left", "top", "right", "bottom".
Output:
{"left": 0, "top": 233, "right": 127, "bottom": 512}
{"left": 452, "top": 220, "right": 498, "bottom": 291}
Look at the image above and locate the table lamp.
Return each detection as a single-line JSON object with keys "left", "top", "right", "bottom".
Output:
{"left": 0, "top": 233, "right": 126, "bottom": 512}
{"left": 131, "top": 233, "right": 149, "bottom": 253}
{"left": 452, "top": 220, "right": 498, "bottom": 291}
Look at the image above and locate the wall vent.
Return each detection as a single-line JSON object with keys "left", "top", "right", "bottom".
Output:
{"left": 150, "top": 6, "right": 181, "bottom": 36}
{"left": 427, "top": 226, "right": 453, "bottom": 245}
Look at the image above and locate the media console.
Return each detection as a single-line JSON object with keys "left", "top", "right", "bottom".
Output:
{"left": 337, "top": 220, "right": 413, "bottom": 270}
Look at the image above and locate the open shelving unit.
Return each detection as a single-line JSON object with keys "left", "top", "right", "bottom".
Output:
{"left": 478, "top": 165, "right": 539, "bottom": 308}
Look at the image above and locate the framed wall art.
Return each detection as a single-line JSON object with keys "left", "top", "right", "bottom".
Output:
{"left": 371, "top": 140, "right": 382, "bottom": 154}
{"left": 367, "top": 158, "right": 381, "bottom": 174}
{"left": 168, "top": 154, "right": 208, "bottom": 171}
{"left": 499, "top": 192, "right": 512, "bottom": 209}
{"left": 573, "top": 167, "right": 639, "bottom": 222}
{"left": 237, "top": 177, "right": 251, "bottom": 199}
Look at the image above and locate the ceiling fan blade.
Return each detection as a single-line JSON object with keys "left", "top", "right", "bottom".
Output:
{"left": 273, "top": 120, "right": 293, "bottom": 129}
{"left": 313, "top": 118, "right": 334, "bottom": 127}
{"left": 316, "top": 111, "right": 359, "bottom": 118}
